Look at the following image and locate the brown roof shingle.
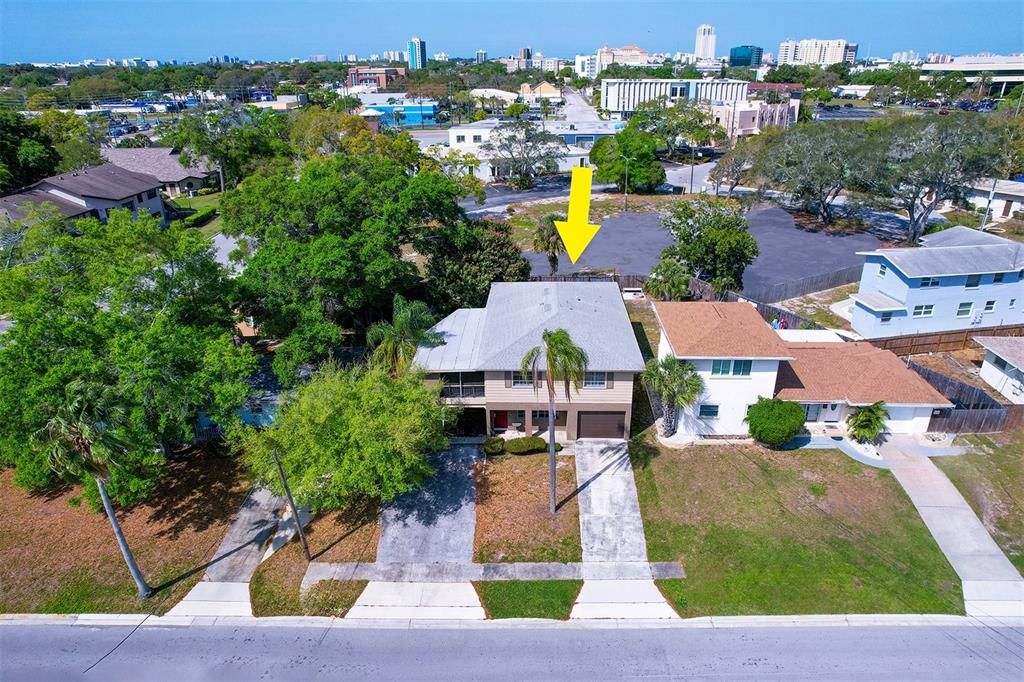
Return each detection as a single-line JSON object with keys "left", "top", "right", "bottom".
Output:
{"left": 774, "top": 342, "right": 950, "bottom": 406}
{"left": 653, "top": 301, "right": 793, "bottom": 359}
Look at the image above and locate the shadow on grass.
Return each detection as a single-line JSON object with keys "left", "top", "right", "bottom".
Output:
{"left": 628, "top": 434, "right": 662, "bottom": 470}
{"left": 631, "top": 320, "right": 655, "bottom": 360}
{"left": 310, "top": 497, "right": 378, "bottom": 561}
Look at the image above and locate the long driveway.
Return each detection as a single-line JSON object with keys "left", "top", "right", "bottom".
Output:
{"left": 881, "top": 437, "right": 1023, "bottom": 617}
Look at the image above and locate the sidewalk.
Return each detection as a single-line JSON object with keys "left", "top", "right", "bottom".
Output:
{"left": 880, "top": 437, "right": 1023, "bottom": 618}
{"left": 570, "top": 439, "right": 677, "bottom": 619}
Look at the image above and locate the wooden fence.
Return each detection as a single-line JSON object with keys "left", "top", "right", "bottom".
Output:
{"left": 907, "top": 360, "right": 1024, "bottom": 433}
{"left": 870, "top": 324, "right": 1024, "bottom": 356}
{"left": 529, "top": 273, "right": 649, "bottom": 290}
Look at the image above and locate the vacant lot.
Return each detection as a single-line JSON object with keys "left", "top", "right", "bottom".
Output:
{"left": 630, "top": 434, "right": 963, "bottom": 616}
{"left": 473, "top": 453, "right": 581, "bottom": 563}
{"left": 249, "top": 502, "right": 379, "bottom": 617}
{"left": 507, "top": 194, "right": 682, "bottom": 249}
{"left": 779, "top": 283, "right": 858, "bottom": 331}
{"left": 0, "top": 447, "right": 249, "bottom": 615}
{"left": 474, "top": 580, "right": 582, "bottom": 619}
{"left": 937, "top": 434, "right": 1024, "bottom": 575}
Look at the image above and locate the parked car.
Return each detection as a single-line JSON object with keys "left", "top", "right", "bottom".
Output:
{"left": 843, "top": 103, "right": 854, "bottom": 108}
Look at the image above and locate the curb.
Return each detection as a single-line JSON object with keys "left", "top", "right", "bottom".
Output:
{"left": 2, "top": 613, "right": 1021, "bottom": 630}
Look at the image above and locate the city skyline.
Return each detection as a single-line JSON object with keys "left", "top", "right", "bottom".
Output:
{"left": 1, "top": 0, "right": 1021, "bottom": 64}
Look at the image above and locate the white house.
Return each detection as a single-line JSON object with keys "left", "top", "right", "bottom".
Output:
{"left": 958, "top": 179, "right": 1024, "bottom": 223}
{"left": 973, "top": 336, "right": 1024, "bottom": 404}
{"left": 652, "top": 301, "right": 950, "bottom": 441}
{"left": 445, "top": 119, "right": 593, "bottom": 183}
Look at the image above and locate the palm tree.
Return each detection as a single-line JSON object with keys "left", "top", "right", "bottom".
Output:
{"left": 35, "top": 381, "right": 154, "bottom": 599}
{"left": 846, "top": 401, "right": 890, "bottom": 444}
{"left": 367, "top": 294, "right": 443, "bottom": 376}
{"left": 532, "top": 214, "right": 567, "bottom": 274}
{"left": 643, "top": 258, "right": 691, "bottom": 301}
{"left": 640, "top": 356, "right": 703, "bottom": 437}
{"left": 521, "top": 328, "right": 589, "bottom": 513}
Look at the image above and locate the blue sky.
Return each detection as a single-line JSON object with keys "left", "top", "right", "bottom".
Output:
{"left": 1, "top": 0, "right": 1021, "bottom": 63}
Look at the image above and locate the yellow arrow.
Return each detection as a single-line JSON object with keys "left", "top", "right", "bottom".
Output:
{"left": 555, "top": 166, "right": 601, "bottom": 264}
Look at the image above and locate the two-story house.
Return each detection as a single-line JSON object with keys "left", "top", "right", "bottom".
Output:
{"left": 850, "top": 227, "right": 1024, "bottom": 339}
{"left": 0, "top": 163, "right": 166, "bottom": 225}
{"left": 653, "top": 301, "right": 949, "bottom": 440}
{"left": 414, "top": 281, "right": 645, "bottom": 440}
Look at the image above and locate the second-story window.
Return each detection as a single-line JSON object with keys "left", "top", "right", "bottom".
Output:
{"left": 912, "top": 304, "right": 934, "bottom": 318}
{"left": 511, "top": 371, "right": 533, "bottom": 387}
{"left": 731, "top": 360, "right": 752, "bottom": 376}
{"left": 994, "top": 272, "right": 1005, "bottom": 283}
{"left": 472, "top": 135, "right": 482, "bottom": 143}
{"left": 920, "top": 277, "right": 940, "bottom": 288}
{"left": 878, "top": 264, "right": 887, "bottom": 278}
{"left": 966, "top": 274, "right": 981, "bottom": 289}
{"left": 711, "top": 359, "right": 732, "bottom": 376}
{"left": 583, "top": 371, "right": 607, "bottom": 388}
{"left": 880, "top": 312, "right": 893, "bottom": 324}
{"left": 984, "top": 300, "right": 996, "bottom": 313}
{"left": 956, "top": 302, "right": 973, "bottom": 318}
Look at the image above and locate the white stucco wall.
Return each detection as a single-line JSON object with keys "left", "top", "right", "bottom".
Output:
{"left": 979, "top": 352, "right": 1024, "bottom": 404}
{"left": 675, "top": 358, "right": 781, "bottom": 437}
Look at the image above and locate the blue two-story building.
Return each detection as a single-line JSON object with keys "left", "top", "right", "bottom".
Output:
{"left": 851, "top": 226, "right": 1024, "bottom": 339}
{"left": 357, "top": 93, "right": 439, "bottom": 127}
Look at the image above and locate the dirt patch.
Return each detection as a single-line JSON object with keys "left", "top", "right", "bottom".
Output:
{"left": 778, "top": 283, "right": 858, "bottom": 331}
{"left": 0, "top": 445, "right": 249, "bottom": 614}
{"left": 909, "top": 349, "right": 1008, "bottom": 404}
{"left": 787, "top": 209, "right": 869, "bottom": 235}
{"left": 473, "top": 452, "right": 582, "bottom": 563}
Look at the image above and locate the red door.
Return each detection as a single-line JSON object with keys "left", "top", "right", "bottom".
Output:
{"left": 493, "top": 410, "right": 508, "bottom": 429}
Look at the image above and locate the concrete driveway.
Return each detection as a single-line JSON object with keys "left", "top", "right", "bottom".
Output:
{"left": 375, "top": 444, "right": 480, "bottom": 563}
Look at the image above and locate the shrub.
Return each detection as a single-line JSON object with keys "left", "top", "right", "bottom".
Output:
{"left": 847, "top": 401, "right": 889, "bottom": 444}
{"left": 197, "top": 187, "right": 218, "bottom": 196}
{"left": 483, "top": 437, "right": 505, "bottom": 456}
{"left": 183, "top": 206, "right": 217, "bottom": 228}
{"left": 504, "top": 436, "right": 562, "bottom": 455}
{"left": 745, "top": 397, "right": 806, "bottom": 446}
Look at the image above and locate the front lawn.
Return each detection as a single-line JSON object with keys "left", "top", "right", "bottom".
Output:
{"left": 249, "top": 502, "right": 379, "bottom": 617}
{"left": 0, "top": 445, "right": 249, "bottom": 615}
{"left": 474, "top": 580, "right": 582, "bottom": 619}
{"left": 473, "top": 452, "right": 581, "bottom": 563}
{"left": 631, "top": 434, "right": 963, "bottom": 616}
{"left": 170, "top": 192, "right": 224, "bottom": 237}
{"left": 936, "top": 434, "right": 1024, "bottom": 575}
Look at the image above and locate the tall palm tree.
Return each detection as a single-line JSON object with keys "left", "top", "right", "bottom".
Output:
{"left": 532, "top": 214, "right": 567, "bottom": 274}
{"left": 35, "top": 381, "right": 154, "bottom": 599}
{"left": 847, "top": 401, "right": 890, "bottom": 444}
{"left": 641, "top": 356, "right": 703, "bottom": 437}
{"left": 521, "top": 328, "right": 589, "bottom": 513}
{"left": 367, "top": 294, "right": 443, "bottom": 377}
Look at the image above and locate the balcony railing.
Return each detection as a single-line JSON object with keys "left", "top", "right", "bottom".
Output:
{"left": 441, "top": 385, "right": 485, "bottom": 398}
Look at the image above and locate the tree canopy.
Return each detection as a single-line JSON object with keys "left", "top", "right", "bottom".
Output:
{"left": 589, "top": 127, "right": 666, "bottom": 193}
{"left": 479, "top": 120, "right": 567, "bottom": 188}
{"left": 660, "top": 198, "right": 759, "bottom": 292}
{"left": 0, "top": 110, "right": 59, "bottom": 191}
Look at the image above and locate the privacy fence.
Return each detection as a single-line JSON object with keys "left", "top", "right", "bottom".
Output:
{"left": 869, "top": 324, "right": 1024, "bottom": 356}
{"left": 907, "top": 360, "right": 1024, "bottom": 433}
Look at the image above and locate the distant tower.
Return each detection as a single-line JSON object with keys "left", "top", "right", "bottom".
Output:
{"left": 407, "top": 36, "right": 427, "bottom": 70}
{"left": 695, "top": 24, "right": 716, "bottom": 60}
{"left": 519, "top": 46, "right": 532, "bottom": 60}
{"left": 476, "top": 49, "right": 487, "bottom": 64}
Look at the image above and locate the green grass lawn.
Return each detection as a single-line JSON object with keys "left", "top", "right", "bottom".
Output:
{"left": 631, "top": 434, "right": 963, "bottom": 617}
{"left": 473, "top": 580, "right": 582, "bottom": 619}
{"left": 937, "top": 434, "right": 1024, "bottom": 575}
{"left": 169, "top": 192, "right": 224, "bottom": 237}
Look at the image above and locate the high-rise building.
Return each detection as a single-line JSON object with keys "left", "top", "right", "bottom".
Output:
{"left": 778, "top": 38, "right": 857, "bottom": 66}
{"left": 407, "top": 36, "right": 427, "bottom": 70}
{"left": 519, "top": 46, "right": 532, "bottom": 60}
{"left": 695, "top": 24, "right": 716, "bottom": 60}
{"left": 433, "top": 52, "right": 449, "bottom": 62}
{"left": 475, "top": 49, "right": 487, "bottom": 64}
{"left": 729, "top": 45, "right": 763, "bottom": 67}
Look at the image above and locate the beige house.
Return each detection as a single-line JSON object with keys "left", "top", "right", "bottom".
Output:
{"left": 519, "top": 81, "right": 563, "bottom": 104}
{"left": 414, "top": 281, "right": 644, "bottom": 440}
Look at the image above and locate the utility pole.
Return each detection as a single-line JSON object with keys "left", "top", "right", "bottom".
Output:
{"left": 980, "top": 91, "right": 1022, "bottom": 231}
{"left": 272, "top": 449, "right": 310, "bottom": 561}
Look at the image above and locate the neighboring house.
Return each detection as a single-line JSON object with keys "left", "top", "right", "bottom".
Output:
{"left": 469, "top": 88, "right": 518, "bottom": 104}
{"left": 851, "top": 227, "right": 1024, "bottom": 339}
{"left": 519, "top": 81, "right": 563, "bottom": 104}
{"left": 956, "top": 179, "right": 1024, "bottom": 223}
{"left": 973, "top": 336, "right": 1024, "bottom": 404}
{"left": 101, "top": 147, "right": 219, "bottom": 196}
{"left": 0, "top": 163, "right": 165, "bottom": 225}
{"left": 414, "top": 281, "right": 645, "bottom": 440}
{"left": 249, "top": 93, "right": 307, "bottom": 111}
{"left": 653, "top": 301, "right": 949, "bottom": 439}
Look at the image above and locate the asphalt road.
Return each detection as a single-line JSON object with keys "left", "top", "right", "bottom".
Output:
{"left": 561, "top": 87, "right": 601, "bottom": 121}
{"left": 3, "top": 623, "right": 1022, "bottom": 680}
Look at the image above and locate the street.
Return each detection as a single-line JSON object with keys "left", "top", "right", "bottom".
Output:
{"left": 2, "top": 623, "right": 1022, "bottom": 680}
{"left": 561, "top": 87, "right": 601, "bottom": 121}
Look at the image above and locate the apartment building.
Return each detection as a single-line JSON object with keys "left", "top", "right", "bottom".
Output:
{"left": 777, "top": 38, "right": 858, "bottom": 66}
{"left": 599, "top": 78, "right": 749, "bottom": 118}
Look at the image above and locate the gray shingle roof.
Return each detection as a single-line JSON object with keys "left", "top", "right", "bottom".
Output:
{"left": 37, "top": 163, "right": 161, "bottom": 201}
{"left": 859, "top": 227, "right": 1024, "bottom": 277}
{"left": 974, "top": 336, "right": 1024, "bottom": 370}
{"left": 101, "top": 147, "right": 214, "bottom": 183}
{"left": 0, "top": 187, "right": 92, "bottom": 223}
{"left": 414, "top": 281, "right": 645, "bottom": 373}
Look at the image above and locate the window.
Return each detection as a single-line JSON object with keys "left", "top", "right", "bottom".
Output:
{"left": 880, "top": 312, "right": 893, "bottom": 324}
{"left": 583, "top": 371, "right": 607, "bottom": 388}
{"left": 994, "top": 272, "right": 1005, "bottom": 283}
{"left": 146, "top": 189, "right": 157, "bottom": 200}
{"left": 711, "top": 359, "right": 732, "bottom": 376}
{"left": 956, "top": 302, "right": 973, "bottom": 318}
{"left": 121, "top": 200, "right": 134, "bottom": 210}
{"left": 472, "top": 135, "right": 482, "bottom": 143}
{"left": 919, "top": 277, "right": 940, "bottom": 288}
{"left": 912, "top": 304, "right": 934, "bottom": 318}
{"left": 510, "top": 371, "right": 533, "bottom": 387}
{"left": 994, "top": 355, "right": 1008, "bottom": 371}
{"left": 732, "top": 360, "right": 752, "bottom": 376}
{"left": 878, "top": 264, "right": 888, "bottom": 278}
{"left": 966, "top": 274, "right": 981, "bottom": 289}
{"left": 455, "top": 135, "right": 465, "bottom": 142}
{"left": 984, "top": 300, "right": 996, "bottom": 313}
{"left": 1011, "top": 299, "right": 1017, "bottom": 309}
{"left": 698, "top": 404, "right": 719, "bottom": 419}
{"left": 136, "top": 193, "right": 143, "bottom": 202}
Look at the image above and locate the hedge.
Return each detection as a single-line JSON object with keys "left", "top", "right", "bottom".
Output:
{"left": 504, "top": 436, "right": 563, "bottom": 455}
{"left": 484, "top": 437, "right": 505, "bottom": 455}
{"left": 182, "top": 207, "right": 217, "bottom": 228}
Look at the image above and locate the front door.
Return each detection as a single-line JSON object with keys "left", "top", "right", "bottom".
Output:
{"left": 493, "top": 410, "right": 508, "bottom": 430}
{"left": 824, "top": 403, "right": 841, "bottom": 423}
{"left": 804, "top": 403, "right": 821, "bottom": 422}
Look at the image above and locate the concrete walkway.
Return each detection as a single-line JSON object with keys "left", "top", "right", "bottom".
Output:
{"left": 168, "top": 487, "right": 285, "bottom": 618}
{"left": 348, "top": 445, "right": 486, "bottom": 620}
{"left": 570, "top": 439, "right": 677, "bottom": 619}
{"left": 880, "top": 437, "right": 1024, "bottom": 618}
